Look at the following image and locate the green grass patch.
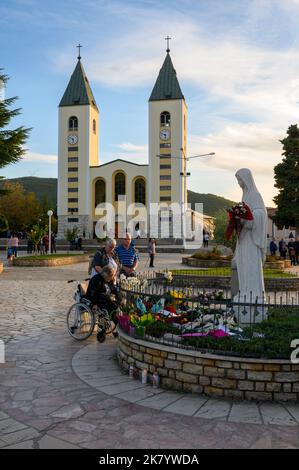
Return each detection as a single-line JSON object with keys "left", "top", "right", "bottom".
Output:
{"left": 19, "top": 253, "right": 86, "bottom": 260}
{"left": 172, "top": 268, "right": 296, "bottom": 278}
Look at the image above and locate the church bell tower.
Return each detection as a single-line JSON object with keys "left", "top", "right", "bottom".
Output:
{"left": 57, "top": 46, "right": 99, "bottom": 239}
{"left": 148, "top": 39, "right": 187, "bottom": 238}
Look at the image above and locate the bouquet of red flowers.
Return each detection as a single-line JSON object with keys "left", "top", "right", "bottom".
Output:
{"left": 225, "top": 202, "right": 253, "bottom": 240}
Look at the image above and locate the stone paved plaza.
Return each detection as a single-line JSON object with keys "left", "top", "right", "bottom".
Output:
{"left": 1, "top": 253, "right": 299, "bottom": 449}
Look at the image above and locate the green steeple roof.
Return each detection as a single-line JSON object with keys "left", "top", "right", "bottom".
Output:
{"left": 59, "top": 60, "right": 98, "bottom": 110}
{"left": 149, "top": 52, "right": 184, "bottom": 101}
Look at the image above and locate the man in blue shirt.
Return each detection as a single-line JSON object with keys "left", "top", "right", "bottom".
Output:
{"left": 116, "top": 233, "right": 139, "bottom": 276}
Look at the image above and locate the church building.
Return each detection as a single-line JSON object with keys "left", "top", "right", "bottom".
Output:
{"left": 57, "top": 44, "right": 213, "bottom": 240}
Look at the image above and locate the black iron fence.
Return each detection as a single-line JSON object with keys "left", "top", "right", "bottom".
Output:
{"left": 117, "top": 270, "right": 299, "bottom": 358}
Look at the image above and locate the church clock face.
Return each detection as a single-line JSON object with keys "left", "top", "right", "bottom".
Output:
{"left": 160, "top": 129, "right": 171, "bottom": 141}
{"left": 68, "top": 134, "right": 78, "bottom": 145}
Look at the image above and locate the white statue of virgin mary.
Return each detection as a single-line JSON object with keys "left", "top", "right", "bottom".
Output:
{"left": 232, "top": 169, "right": 268, "bottom": 321}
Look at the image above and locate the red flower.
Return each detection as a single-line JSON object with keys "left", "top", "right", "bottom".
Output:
{"left": 225, "top": 202, "right": 253, "bottom": 240}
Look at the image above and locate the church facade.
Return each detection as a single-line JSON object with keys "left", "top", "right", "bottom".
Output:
{"left": 57, "top": 48, "right": 213, "bottom": 240}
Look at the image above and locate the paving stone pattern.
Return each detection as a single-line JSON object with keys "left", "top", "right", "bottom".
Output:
{"left": 0, "top": 260, "right": 299, "bottom": 448}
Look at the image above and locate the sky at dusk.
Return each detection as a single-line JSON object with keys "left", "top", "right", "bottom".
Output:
{"left": 2, "top": 0, "right": 299, "bottom": 205}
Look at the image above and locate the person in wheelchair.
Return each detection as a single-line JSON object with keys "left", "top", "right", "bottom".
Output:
{"left": 85, "top": 265, "right": 120, "bottom": 331}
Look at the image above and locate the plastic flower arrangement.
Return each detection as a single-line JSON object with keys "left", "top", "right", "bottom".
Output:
{"left": 119, "top": 274, "right": 148, "bottom": 292}
{"left": 164, "top": 270, "right": 173, "bottom": 283}
{"left": 129, "top": 312, "right": 155, "bottom": 328}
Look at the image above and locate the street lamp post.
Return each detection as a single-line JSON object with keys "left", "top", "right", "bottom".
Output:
{"left": 47, "top": 210, "right": 53, "bottom": 254}
{"left": 155, "top": 151, "right": 215, "bottom": 248}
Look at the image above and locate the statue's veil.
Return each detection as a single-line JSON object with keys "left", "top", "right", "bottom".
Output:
{"left": 235, "top": 168, "right": 267, "bottom": 259}
{"left": 235, "top": 168, "right": 266, "bottom": 210}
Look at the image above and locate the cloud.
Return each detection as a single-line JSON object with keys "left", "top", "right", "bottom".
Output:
{"left": 23, "top": 152, "right": 58, "bottom": 164}
{"left": 102, "top": 142, "right": 148, "bottom": 164}
{"left": 187, "top": 123, "right": 283, "bottom": 205}
{"left": 189, "top": 123, "right": 283, "bottom": 174}
{"left": 115, "top": 142, "right": 148, "bottom": 152}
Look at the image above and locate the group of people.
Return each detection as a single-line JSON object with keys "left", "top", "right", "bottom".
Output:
{"left": 85, "top": 234, "right": 157, "bottom": 322}
{"left": 27, "top": 233, "right": 57, "bottom": 255}
{"left": 70, "top": 235, "right": 83, "bottom": 251}
{"left": 269, "top": 236, "right": 299, "bottom": 266}
{"left": 86, "top": 233, "right": 140, "bottom": 327}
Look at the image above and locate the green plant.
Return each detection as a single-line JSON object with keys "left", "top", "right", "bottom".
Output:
{"left": 29, "top": 224, "right": 47, "bottom": 252}
{"left": 182, "top": 308, "right": 299, "bottom": 359}
{"left": 146, "top": 321, "right": 181, "bottom": 338}
{"left": 191, "top": 252, "right": 232, "bottom": 260}
{"left": 0, "top": 213, "right": 8, "bottom": 232}
{"left": 65, "top": 227, "right": 80, "bottom": 249}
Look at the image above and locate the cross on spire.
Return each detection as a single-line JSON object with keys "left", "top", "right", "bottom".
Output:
{"left": 165, "top": 35, "right": 171, "bottom": 53}
{"left": 77, "top": 43, "right": 82, "bottom": 60}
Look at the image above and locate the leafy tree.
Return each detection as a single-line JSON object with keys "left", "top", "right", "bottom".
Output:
{"left": 0, "top": 181, "right": 42, "bottom": 231}
{"left": 0, "top": 71, "right": 31, "bottom": 195}
{"left": 65, "top": 226, "right": 79, "bottom": 251}
{"left": 214, "top": 209, "right": 236, "bottom": 249}
{"left": 39, "top": 195, "right": 58, "bottom": 233}
{"left": 0, "top": 213, "right": 8, "bottom": 232}
{"left": 29, "top": 224, "right": 47, "bottom": 253}
{"left": 273, "top": 124, "right": 299, "bottom": 235}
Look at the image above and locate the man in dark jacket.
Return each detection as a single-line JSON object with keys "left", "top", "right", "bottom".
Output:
{"left": 269, "top": 238, "right": 277, "bottom": 256}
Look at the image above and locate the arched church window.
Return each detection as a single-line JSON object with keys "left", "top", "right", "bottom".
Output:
{"left": 95, "top": 179, "right": 106, "bottom": 207}
{"left": 114, "top": 172, "right": 126, "bottom": 201}
{"left": 93, "top": 119, "right": 96, "bottom": 134}
{"left": 160, "top": 111, "right": 171, "bottom": 127}
{"left": 69, "top": 116, "right": 78, "bottom": 131}
{"left": 134, "top": 178, "right": 146, "bottom": 205}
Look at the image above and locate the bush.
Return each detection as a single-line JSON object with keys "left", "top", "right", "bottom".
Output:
{"left": 146, "top": 321, "right": 181, "bottom": 338}
{"left": 191, "top": 247, "right": 232, "bottom": 260}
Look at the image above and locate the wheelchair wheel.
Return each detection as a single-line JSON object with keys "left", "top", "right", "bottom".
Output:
{"left": 67, "top": 302, "right": 95, "bottom": 340}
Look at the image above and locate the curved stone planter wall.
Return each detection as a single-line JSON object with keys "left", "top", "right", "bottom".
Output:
{"left": 182, "top": 257, "right": 286, "bottom": 270}
{"left": 182, "top": 257, "right": 231, "bottom": 268}
{"left": 117, "top": 329, "right": 299, "bottom": 402}
{"left": 164, "top": 274, "right": 299, "bottom": 291}
{"left": 13, "top": 254, "right": 89, "bottom": 267}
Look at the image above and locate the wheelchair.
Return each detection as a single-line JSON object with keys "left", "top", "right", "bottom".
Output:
{"left": 66, "top": 279, "right": 116, "bottom": 343}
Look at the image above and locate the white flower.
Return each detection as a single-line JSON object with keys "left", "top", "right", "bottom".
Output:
{"left": 164, "top": 270, "right": 173, "bottom": 282}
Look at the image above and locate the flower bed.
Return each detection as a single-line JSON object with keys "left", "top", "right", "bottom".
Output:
{"left": 183, "top": 256, "right": 286, "bottom": 270}
{"left": 118, "top": 272, "right": 299, "bottom": 359}
{"left": 117, "top": 272, "right": 299, "bottom": 400}
{"left": 13, "top": 254, "right": 89, "bottom": 267}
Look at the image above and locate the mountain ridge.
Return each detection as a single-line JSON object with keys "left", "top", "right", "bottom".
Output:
{"left": 0, "top": 177, "right": 236, "bottom": 217}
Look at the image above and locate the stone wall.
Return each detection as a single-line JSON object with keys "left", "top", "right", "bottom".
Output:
{"left": 117, "top": 329, "right": 299, "bottom": 402}
{"left": 169, "top": 273, "right": 299, "bottom": 291}
{"left": 13, "top": 254, "right": 89, "bottom": 267}
{"left": 182, "top": 257, "right": 231, "bottom": 268}
{"left": 57, "top": 215, "right": 91, "bottom": 240}
{"left": 182, "top": 256, "right": 286, "bottom": 270}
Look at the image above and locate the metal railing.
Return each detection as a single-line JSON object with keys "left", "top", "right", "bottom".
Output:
{"left": 117, "top": 270, "right": 299, "bottom": 358}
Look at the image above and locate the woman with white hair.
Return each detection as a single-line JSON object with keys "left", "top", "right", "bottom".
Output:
{"left": 233, "top": 168, "right": 268, "bottom": 320}
{"left": 89, "top": 238, "right": 119, "bottom": 277}
{"left": 85, "top": 265, "right": 119, "bottom": 326}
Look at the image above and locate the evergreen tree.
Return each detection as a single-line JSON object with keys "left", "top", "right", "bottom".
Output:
{"left": 273, "top": 124, "right": 299, "bottom": 235}
{"left": 0, "top": 70, "right": 31, "bottom": 195}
